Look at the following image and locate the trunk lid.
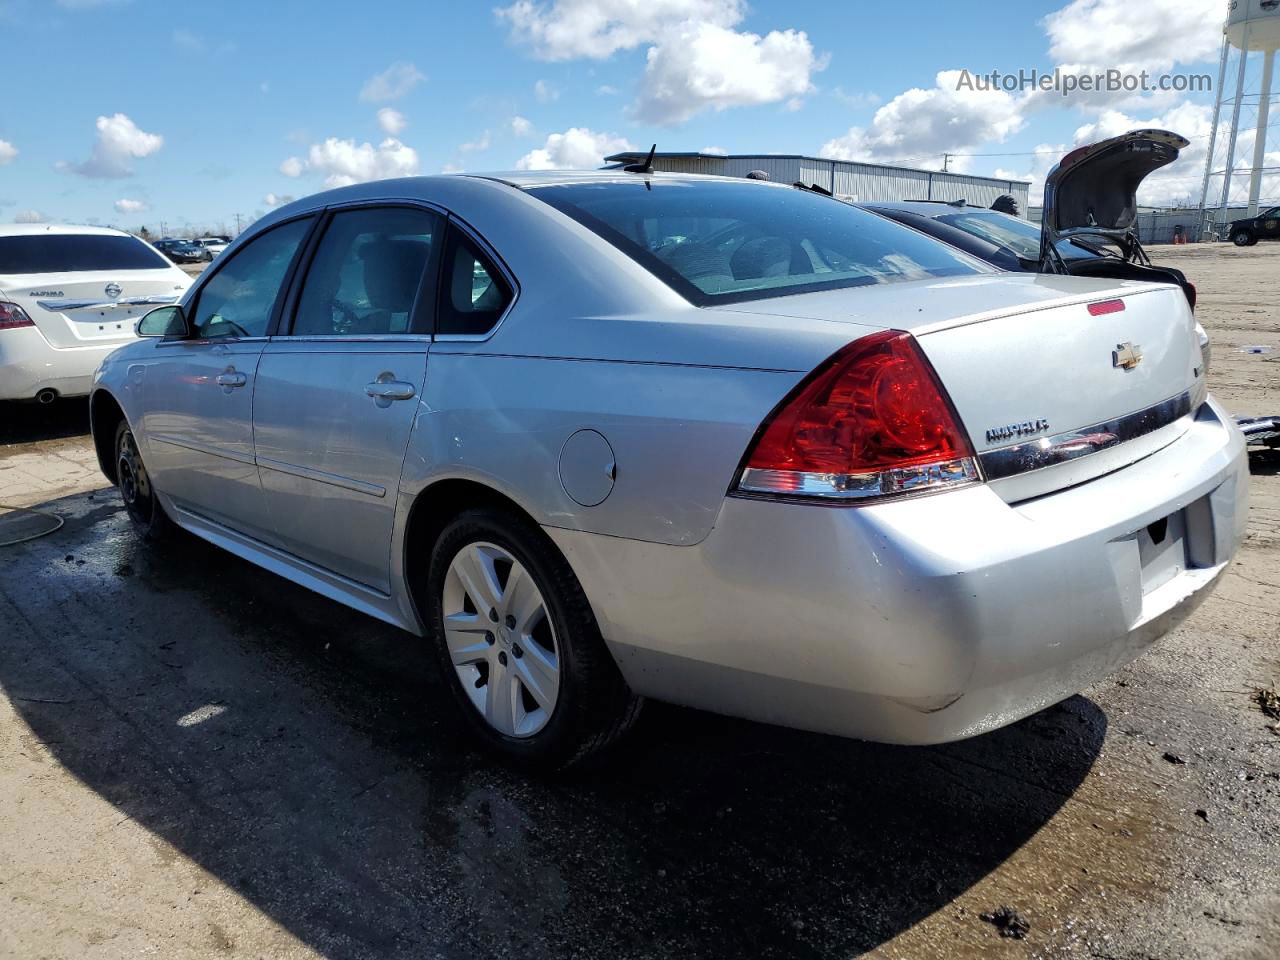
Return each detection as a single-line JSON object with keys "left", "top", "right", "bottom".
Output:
{"left": 0, "top": 269, "right": 189, "bottom": 348}
{"left": 916, "top": 281, "right": 1201, "bottom": 501}
{"left": 1040, "top": 129, "right": 1188, "bottom": 261}
{"left": 721, "top": 273, "right": 1203, "bottom": 502}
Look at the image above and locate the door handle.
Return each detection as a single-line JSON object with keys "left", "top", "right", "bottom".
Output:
{"left": 365, "top": 373, "right": 416, "bottom": 408}
{"left": 215, "top": 370, "right": 247, "bottom": 388}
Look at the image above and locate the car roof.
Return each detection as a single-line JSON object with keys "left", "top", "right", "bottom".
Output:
{"left": 0, "top": 223, "right": 136, "bottom": 238}
{"left": 470, "top": 169, "right": 786, "bottom": 189}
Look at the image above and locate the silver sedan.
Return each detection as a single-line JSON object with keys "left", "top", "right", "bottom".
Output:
{"left": 89, "top": 172, "right": 1248, "bottom": 768}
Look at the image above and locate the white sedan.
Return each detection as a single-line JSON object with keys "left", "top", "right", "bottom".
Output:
{"left": 0, "top": 224, "right": 191, "bottom": 403}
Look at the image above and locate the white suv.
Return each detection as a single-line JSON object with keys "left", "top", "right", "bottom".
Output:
{"left": 0, "top": 224, "right": 191, "bottom": 402}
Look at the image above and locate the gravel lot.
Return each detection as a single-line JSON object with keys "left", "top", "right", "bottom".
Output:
{"left": 1, "top": 243, "right": 1277, "bottom": 959}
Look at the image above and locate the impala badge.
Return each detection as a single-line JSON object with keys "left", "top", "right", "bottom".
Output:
{"left": 985, "top": 418, "right": 1050, "bottom": 444}
{"left": 1113, "top": 342, "right": 1142, "bottom": 370}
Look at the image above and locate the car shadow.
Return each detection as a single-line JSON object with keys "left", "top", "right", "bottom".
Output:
{"left": 0, "top": 490, "right": 1106, "bottom": 959}
{"left": 0, "top": 398, "right": 91, "bottom": 446}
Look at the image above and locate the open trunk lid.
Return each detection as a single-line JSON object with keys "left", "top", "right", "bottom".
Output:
{"left": 0, "top": 270, "right": 188, "bottom": 348}
{"left": 916, "top": 281, "right": 1204, "bottom": 502}
{"left": 1040, "top": 129, "right": 1188, "bottom": 268}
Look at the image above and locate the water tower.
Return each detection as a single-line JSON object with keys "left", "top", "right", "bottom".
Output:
{"left": 1199, "top": 0, "right": 1280, "bottom": 236}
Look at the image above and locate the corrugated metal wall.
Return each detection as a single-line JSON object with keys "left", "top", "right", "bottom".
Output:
{"left": 642, "top": 154, "right": 1030, "bottom": 211}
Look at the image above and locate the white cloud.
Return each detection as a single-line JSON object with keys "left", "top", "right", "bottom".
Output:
{"left": 376, "top": 107, "right": 407, "bottom": 135}
{"left": 61, "top": 113, "right": 163, "bottom": 179}
{"left": 172, "top": 28, "right": 202, "bottom": 50}
{"left": 1043, "top": 0, "right": 1221, "bottom": 75}
{"left": 0, "top": 139, "right": 16, "bottom": 165}
{"left": 290, "top": 137, "right": 420, "bottom": 187}
{"left": 516, "top": 126, "right": 633, "bottom": 170}
{"left": 636, "top": 21, "right": 823, "bottom": 125}
{"left": 821, "top": 69, "right": 1026, "bottom": 170}
{"left": 509, "top": 115, "right": 534, "bottom": 137}
{"left": 114, "top": 198, "right": 148, "bottom": 213}
{"left": 441, "top": 163, "right": 464, "bottom": 174}
{"left": 14, "top": 210, "right": 45, "bottom": 223}
{"left": 460, "top": 131, "right": 491, "bottom": 153}
{"left": 596, "top": 84, "right": 620, "bottom": 95}
{"left": 497, "top": 0, "right": 744, "bottom": 60}
{"left": 700, "top": 145, "right": 728, "bottom": 156}
{"left": 534, "top": 79, "right": 559, "bottom": 102}
{"left": 359, "top": 61, "right": 426, "bottom": 102}
{"left": 263, "top": 193, "right": 295, "bottom": 207}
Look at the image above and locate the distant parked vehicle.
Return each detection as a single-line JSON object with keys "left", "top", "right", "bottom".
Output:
{"left": 194, "top": 236, "right": 230, "bottom": 257}
{"left": 1227, "top": 206, "right": 1280, "bottom": 246}
{"left": 0, "top": 224, "right": 190, "bottom": 402}
{"left": 155, "top": 239, "right": 211, "bottom": 264}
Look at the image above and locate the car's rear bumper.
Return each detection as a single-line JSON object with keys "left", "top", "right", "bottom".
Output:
{"left": 548, "top": 396, "right": 1249, "bottom": 744}
{"left": 0, "top": 328, "right": 131, "bottom": 400}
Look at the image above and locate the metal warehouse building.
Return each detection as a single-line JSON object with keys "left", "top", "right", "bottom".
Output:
{"left": 605, "top": 151, "right": 1032, "bottom": 212}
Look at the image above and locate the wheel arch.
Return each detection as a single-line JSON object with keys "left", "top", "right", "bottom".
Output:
{"left": 89, "top": 388, "right": 128, "bottom": 485}
{"left": 400, "top": 477, "right": 573, "bottom": 631}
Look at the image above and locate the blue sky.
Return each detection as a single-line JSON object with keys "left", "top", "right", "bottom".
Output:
{"left": 0, "top": 0, "right": 1256, "bottom": 233}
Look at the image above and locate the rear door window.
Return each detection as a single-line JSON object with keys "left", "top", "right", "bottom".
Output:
{"left": 0, "top": 234, "right": 169, "bottom": 273}
{"left": 290, "top": 206, "right": 441, "bottom": 337}
{"left": 189, "top": 217, "right": 313, "bottom": 339}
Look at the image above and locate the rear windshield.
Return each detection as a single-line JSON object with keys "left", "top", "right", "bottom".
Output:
{"left": 527, "top": 180, "right": 991, "bottom": 305}
{"left": 0, "top": 234, "right": 169, "bottom": 273}
{"left": 936, "top": 211, "right": 1096, "bottom": 263}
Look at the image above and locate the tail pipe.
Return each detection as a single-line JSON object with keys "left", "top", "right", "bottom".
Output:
{"left": 35, "top": 388, "right": 57, "bottom": 405}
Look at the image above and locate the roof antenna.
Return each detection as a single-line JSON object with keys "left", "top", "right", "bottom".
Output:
{"left": 623, "top": 143, "right": 657, "bottom": 173}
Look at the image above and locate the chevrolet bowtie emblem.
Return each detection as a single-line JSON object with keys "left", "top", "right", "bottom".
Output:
{"left": 1113, "top": 342, "right": 1142, "bottom": 370}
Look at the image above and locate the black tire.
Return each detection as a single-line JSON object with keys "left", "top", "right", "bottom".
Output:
{"left": 114, "top": 420, "right": 171, "bottom": 540}
{"left": 425, "top": 506, "right": 641, "bottom": 770}
{"left": 1232, "top": 230, "right": 1256, "bottom": 247}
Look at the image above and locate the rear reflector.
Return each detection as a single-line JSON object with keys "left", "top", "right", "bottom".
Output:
{"left": 736, "top": 330, "right": 980, "bottom": 502}
{"left": 0, "top": 301, "right": 34, "bottom": 330}
{"left": 1087, "top": 299, "right": 1125, "bottom": 316}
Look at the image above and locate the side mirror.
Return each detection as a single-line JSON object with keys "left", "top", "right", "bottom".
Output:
{"left": 137, "top": 304, "right": 189, "bottom": 338}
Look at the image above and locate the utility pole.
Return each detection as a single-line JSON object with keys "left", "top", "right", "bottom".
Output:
{"left": 942, "top": 153, "right": 952, "bottom": 173}
{"left": 233, "top": 212, "right": 243, "bottom": 236}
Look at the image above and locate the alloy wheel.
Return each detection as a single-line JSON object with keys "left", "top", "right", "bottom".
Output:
{"left": 441, "top": 541, "right": 561, "bottom": 738}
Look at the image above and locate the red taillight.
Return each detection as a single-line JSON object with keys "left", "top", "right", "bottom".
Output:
{"left": 1087, "top": 299, "right": 1125, "bottom": 316}
{"left": 0, "top": 301, "right": 34, "bottom": 330}
{"left": 737, "top": 330, "right": 979, "bottom": 502}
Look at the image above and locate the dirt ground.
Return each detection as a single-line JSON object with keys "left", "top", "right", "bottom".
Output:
{"left": 0, "top": 243, "right": 1277, "bottom": 960}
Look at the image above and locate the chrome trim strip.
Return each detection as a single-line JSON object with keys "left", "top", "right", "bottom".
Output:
{"left": 980, "top": 389, "right": 1198, "bottom": 481}
{"left": 37, "top": 295, "right": 179, "bottom": 312}
{"left": 256, "top": 456, "right": 387, "bottom": 498}
{"left": 149, "top": 433, "right": 256, "bottom": 466}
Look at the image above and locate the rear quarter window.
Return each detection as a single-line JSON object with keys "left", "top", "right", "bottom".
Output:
{"left": 0, "top": 234, "right": 169, "bottom": 273}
